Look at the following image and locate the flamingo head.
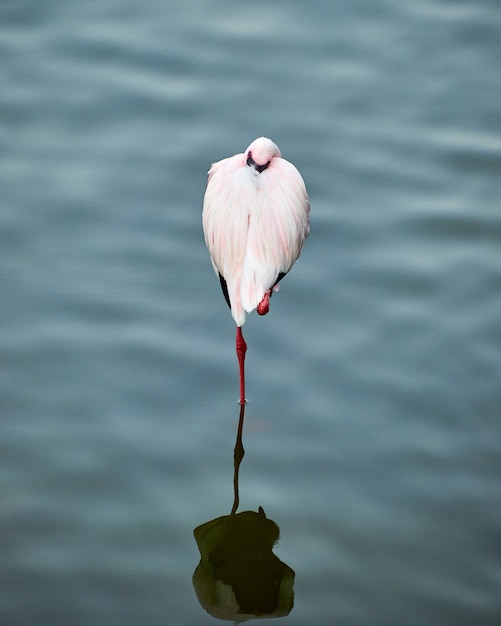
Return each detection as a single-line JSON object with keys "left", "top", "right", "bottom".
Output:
{"left": 245, "top": 137, "right": 281, "bottom": 173}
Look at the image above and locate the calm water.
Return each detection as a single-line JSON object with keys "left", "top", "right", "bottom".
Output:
{"left": 2, "top": 0, "right": 501, "bottom": 624}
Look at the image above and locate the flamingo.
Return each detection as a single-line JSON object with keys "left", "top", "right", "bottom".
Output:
{"left": 202, "top": 137, "right": 310, "bottom": 405}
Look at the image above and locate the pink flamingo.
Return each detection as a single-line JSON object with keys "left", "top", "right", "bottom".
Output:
{"left": 202, "top": 137, "right": 310, "bottom": 405}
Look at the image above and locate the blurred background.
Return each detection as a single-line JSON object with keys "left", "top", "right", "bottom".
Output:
{"left": 1, "top": 0, "right": 500, "bottom": 624}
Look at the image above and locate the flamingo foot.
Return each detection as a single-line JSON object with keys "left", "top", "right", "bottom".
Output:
{"left": 257, "top": 289, "right": 272, "bottom": 316}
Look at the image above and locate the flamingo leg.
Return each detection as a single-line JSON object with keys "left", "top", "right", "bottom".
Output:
{"left": 236, "top": 326, "right": 247, "bottom": 405}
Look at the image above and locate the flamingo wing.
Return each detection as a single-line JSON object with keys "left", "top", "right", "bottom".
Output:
{"left": 240, "top": 158, "right": 310, "bottom": 313}
{"left": 202, "top": 154, "right": 250, "bottom": 325}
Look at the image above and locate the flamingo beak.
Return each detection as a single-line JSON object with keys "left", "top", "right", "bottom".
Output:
{"left": 246, "top": 153, "right": 270, "bottom": 173}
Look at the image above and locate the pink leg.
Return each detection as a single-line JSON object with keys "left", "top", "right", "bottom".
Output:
{"left": 236, "top": 326, "right": 247, "bottom": 405}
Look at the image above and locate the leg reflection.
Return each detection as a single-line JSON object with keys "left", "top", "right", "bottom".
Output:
{"left": 231, "top": 402, "right": 246, "bottom": 515}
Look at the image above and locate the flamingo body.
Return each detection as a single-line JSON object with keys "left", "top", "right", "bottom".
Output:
{"left": 203, "top": 137, "right": 310, "bottom": 326}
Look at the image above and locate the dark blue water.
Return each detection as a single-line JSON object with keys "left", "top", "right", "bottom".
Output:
{"left": 2, "top": 1, "right": 501, "bottom": 624}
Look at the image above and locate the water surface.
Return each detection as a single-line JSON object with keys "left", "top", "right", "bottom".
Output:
{"left": 2, "top": 1, "right": 501, "bottom": 624}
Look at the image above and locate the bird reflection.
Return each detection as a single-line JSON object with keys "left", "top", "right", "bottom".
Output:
{"left": 193, "top": 402, "right": 295, "bottom": 621}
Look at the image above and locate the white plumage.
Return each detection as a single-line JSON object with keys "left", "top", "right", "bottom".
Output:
{"left": 203, "top": 137, "right": 310, "bottom": 326}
